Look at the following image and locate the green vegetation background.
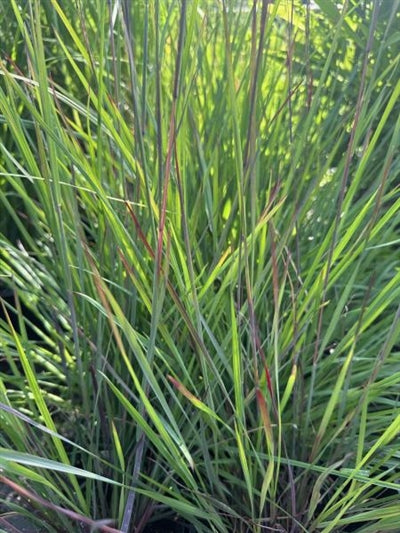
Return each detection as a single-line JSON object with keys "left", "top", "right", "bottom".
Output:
{"left": 0, "top": 1, "right": 400, "bottom": 532}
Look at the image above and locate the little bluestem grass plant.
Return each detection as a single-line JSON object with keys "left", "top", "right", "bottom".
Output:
{"left": 1, "top": 1, "right": 400, "bottom": 532}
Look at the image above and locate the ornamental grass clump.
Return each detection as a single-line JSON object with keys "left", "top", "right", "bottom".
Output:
{"left": 1, "top": 1, "right": 400, "bottom": 532}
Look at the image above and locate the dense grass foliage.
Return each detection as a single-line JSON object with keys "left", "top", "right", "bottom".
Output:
{"left": 1, "top": 1, "right": 400, "bottom": 531}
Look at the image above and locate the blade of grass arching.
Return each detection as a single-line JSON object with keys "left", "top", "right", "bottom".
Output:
{"left": 0, "top": 449, "right": 123, "bottom": 488}
{"left": 272, "top": 454, "right": 400, "bottom": 492}
{"left": 313, "top": 390, "right": 400, "bottom": 526}
{"left": 348, "top": 509, "right": 400, "bottom": 533}
{"left": 0, "top": 460, "right": 86, "bottom": 512}
{"left": 316, "top": 414, "right": 400, "bottom": 533}
{"left": 167, "top": 375, "right": 226, "bottom": 428}
{"left": 0, "top": 403, "right": 102, "bottom": 461}
{"left": 306, "top": 455, "right": 350, "bottom": 524}
{"left": 0, "top": 468, "right": 88, "bottom": 533}
{"left": 0, "top": 383, "right": 28, "bottom": 451}
{"left": 345, "top": 513, "right": 400, "bottom": 533}
{"left": 1, "top": 301, "right": 87, "bottom": 512}
{"left": 0, "top": 68, "right": 99, "bottom": 182}
{"left": 340, "top": 145, "right": 398, "bottom": 261}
